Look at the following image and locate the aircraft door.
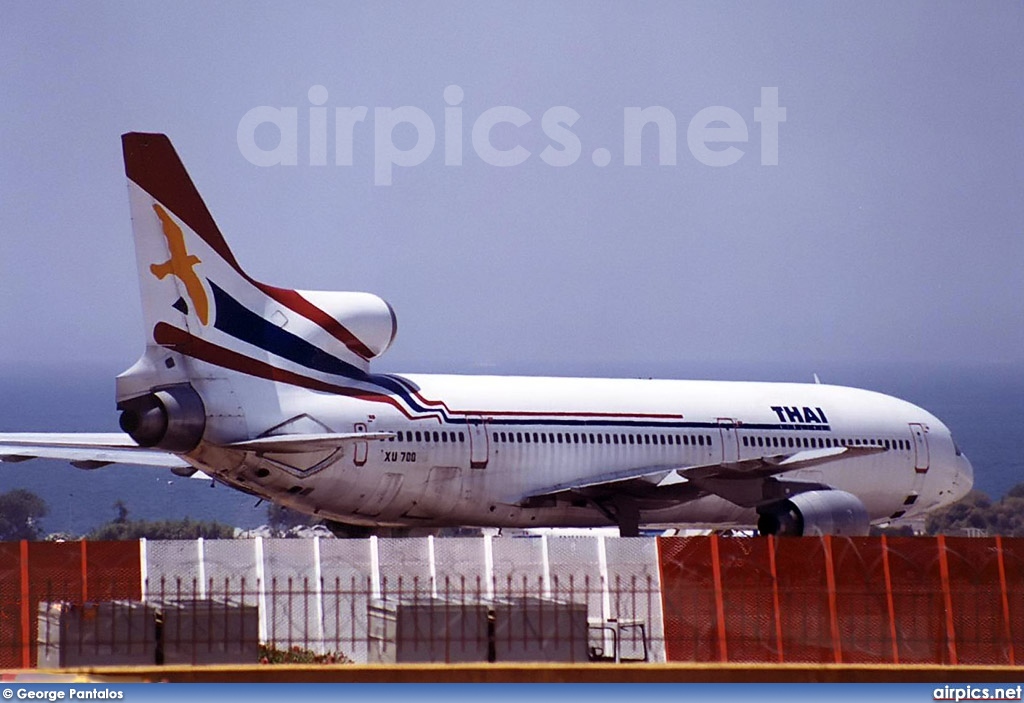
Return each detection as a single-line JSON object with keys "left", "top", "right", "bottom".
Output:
{"left": 353, "top": 422, "right": 368, "bottom": 466}
{"left": 910, "top": 423, "right": 929, "bottom": 473}
{"left": 467, "top": 415, "right": 489, "bottom": 469}
{"left": 718, "top": 418, "right": 740, "bottom": 464}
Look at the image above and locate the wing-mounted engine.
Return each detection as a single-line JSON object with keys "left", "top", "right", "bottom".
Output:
{"left": 297, "top": 290, "right": 397, "bottom": 361}
{"left": 117, "top": 383, "right": 206, "bottom": 452}
{"left": 756, "top": 489, "right": 870, "bottom": 537}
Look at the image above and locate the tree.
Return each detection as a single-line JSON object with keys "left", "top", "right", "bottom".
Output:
{"left": 85, "top": 502, "right": 236, "bottom": 540}
{"left": 0, "top": 489, "right": 48, "bottom": 541}
{"left": 86, "top": 516, "right": 236, "bottom": 540}
{"left": 925, "top": 483, "right": 1024, "bottom": 537}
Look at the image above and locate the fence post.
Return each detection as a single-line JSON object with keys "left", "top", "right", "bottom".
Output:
{"left": 139, "top": 538, "right": 148, "bottom": 601}
{"left": 369, "top": 535, "right": 381, "bottom": 600}
{"left": 822, "top": 535, "right": 843, "bottom": 664}
{"left": 427, "top": 535, "right": 438, "bottom": 599}
{"left": 80, "top": 541, "right": 88, "bottom": 604}
{"left": 313, "top": 536, "right": 325, "bottom": 654}
{"left": 936, "top": 534, "right": 958, "bottom": 665}
{"left": 767, "top": 536, "right": 785, "bottom": 662}
{"left": 995, "top": 536, "right": 1016, "bottom": 665}
{"left": 597, "top": 535, "right": 611, "bottom": 622}
{"left": 483, "top": 533, "right": 495, "bottom": 600}
{"left": 880, "top": 535, "right": 900, "bottom": 663}
{"left": 196, "top": 537, "right": 206, "bottom": 599}
{"left": 708, "top": 534, "right": 728, "bottom": 662}
{"left": 541, "top": 534, "right": 552, "bottom": 598}
{"left": 254, "top": 536, "right": 268, "bottom": 643}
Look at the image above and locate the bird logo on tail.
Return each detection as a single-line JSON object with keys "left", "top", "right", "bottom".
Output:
{"left": 149, "top": 203, "right": 210, "bottom": 325}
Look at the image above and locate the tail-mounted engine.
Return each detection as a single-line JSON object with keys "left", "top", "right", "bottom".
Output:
{"left": 756, "top": 489, "right": 870, "bottom": 537}
{"left": 117, "top": 384, "right": 206, "bottom": 452}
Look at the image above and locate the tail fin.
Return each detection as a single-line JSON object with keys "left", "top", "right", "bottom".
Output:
{"left": 117, "top": 133, "right": 397, "bottom": 404}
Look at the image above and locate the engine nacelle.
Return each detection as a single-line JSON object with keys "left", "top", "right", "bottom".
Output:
{"left": 757, "top": 490, "right": 870, "bottom": 537}
{"left": 298, "top": 290, "right": 397, "bottom": 360}
{"left": 117, "top": 384, "right": 206, "bottom": 452}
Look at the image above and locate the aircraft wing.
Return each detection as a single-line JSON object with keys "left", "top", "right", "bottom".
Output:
{"left": 0, "top": 432, "right": 192, "bottom": 470}
{"left": 517, "top": 444, "right": 888, "bottom": 510}
{"left": 0, "top": 430, "right": 395, "bottom": 468}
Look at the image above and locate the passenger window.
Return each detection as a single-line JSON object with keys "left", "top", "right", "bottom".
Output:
{"left": 458, "top": 432, "right": 465, "bottom": 442}
{"left": 573, "top": 433, "right": 579, "bottom": 443}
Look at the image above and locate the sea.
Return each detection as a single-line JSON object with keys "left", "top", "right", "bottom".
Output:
{"left": 1, "top": 360, "right": 1021, "bottom": 536}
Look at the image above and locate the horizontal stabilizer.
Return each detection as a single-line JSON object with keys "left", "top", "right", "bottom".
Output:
{"left": 226, "top": 432, "right": 395, "bottom": 453}
{"left": 0, "top": 432, "right": 192, "bottom": 470}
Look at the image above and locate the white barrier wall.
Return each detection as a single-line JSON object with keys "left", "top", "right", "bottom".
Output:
{"left": 141, "top": 535, "right": 665, "bottom": 663}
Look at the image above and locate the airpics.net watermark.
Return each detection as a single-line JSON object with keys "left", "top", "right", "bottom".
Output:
{"left": 236, "top": 85, "right": 786, "bottom": 186}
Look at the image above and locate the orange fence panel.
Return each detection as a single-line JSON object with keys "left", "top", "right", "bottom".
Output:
{"left": 830, "top": 537, "right": 897, "bottom": 664}
{"left": 999, "top": 538, "right": 1024, "bottom": 665}
{"left": 657, "top": 537, "right": 721, "bottom": 662}
{"left": 942, "top": 537, "right": 1013, "bottom": 665}
{"left": 84, "top": 541, "right": 142, "bottom": 603}
{"left": 772, "top": 537, "right": 836, "bottom": 663}
{"left": 884, "top": 537, "right": 950, "bottom": 664}
{"left": 0, "top": 540, "right": 142, "bottom": 668}
{"left": 716, "top": 537, "right": 781, "bottom": 663}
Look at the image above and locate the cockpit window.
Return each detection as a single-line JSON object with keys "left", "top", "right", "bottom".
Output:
{"left": 954, "top": 441, "right": 963, "bottom": 456}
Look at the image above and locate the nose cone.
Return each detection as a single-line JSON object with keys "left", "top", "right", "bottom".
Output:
{"left": 951, "top": 453, "right": 974, "bottom": 503}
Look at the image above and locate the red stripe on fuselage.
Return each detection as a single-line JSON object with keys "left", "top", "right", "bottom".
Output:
{"left": 152, "top": 322, "right": 413, "bottom": 417}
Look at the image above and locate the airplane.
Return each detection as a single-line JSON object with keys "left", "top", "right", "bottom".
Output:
{"left": 0, "top": 133, "right": 974, "bottom": 537}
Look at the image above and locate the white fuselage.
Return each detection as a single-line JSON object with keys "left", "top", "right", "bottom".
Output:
{"left": 186, "top": 374, "right": 973, "bottom": 531}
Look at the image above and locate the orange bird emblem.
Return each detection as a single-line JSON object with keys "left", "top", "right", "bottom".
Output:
{"left": 150, "top": 204, "right": 210, "bottom": 325}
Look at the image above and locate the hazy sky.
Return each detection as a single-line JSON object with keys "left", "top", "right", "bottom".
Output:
{"left": 2, "top": 2, "right": 1022, "bottom": 378}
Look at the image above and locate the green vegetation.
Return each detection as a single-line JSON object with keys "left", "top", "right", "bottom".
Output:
{"left": 925, "top": 484, "right": 1024, "bottom": 537}
{"left": 258, "top": 643, "right": 351, "bottom": 664}
{"left": 0, "top": 488, "right": 48, "bottom": 541}
{"left": 84, "top": 501, "right": 236, "bottom": 540}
